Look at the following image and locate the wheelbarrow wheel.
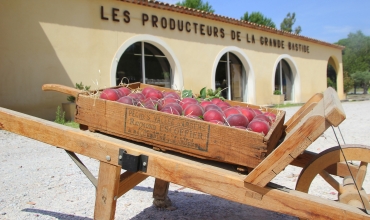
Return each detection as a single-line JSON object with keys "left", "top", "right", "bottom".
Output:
{"left": 296, "top": 144, "right": 370, "bottom": 210}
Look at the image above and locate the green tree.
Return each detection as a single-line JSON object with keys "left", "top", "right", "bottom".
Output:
{"left": 336, "top": 31, "right": 370, "bottom": 93}
{"left": 176, "top": 0, "right": 215, "bottom": 13}
{"left": 343, "top": 71, "right": 354, "bottom": 94}
{"left": 336, "top": 31, "right": 370, "bottom": 74}
{"left": 280, "top": 12, "right": 302, "bottom": 34}
{"left": 327, "top": 64, "right": 337, "bottom": 90}
{"left": 240, "top": 12, "right": 276, "bottom": 28}
{"left": 351, "top": 71, "right": 370, "bottom": 94}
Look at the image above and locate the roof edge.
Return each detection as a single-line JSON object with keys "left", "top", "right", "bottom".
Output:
{"left": 118, "top": 0, "right": 345, "bottom": 50}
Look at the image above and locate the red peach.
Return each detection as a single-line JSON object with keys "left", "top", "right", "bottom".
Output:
{"left": 183, "top": 104, "right": 204, "bottom": 117}
{"left": 203, "top": 109, "right": 225, "bottom": 123}
{"left": 226, "top": 113, "right": 249, "bottom": 127}
{"left": 223, "top": 107, "right": 241, "bottom": 118}
{"left": 100, "top": 89, "right": 120, "bottom": 101}
{"left": 247, "top": 120, "right": 270, "bottom": 135}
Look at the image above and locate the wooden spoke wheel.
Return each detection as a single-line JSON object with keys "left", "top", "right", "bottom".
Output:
{"left": 296, "top": 144, "right": 370, "bottom": 211}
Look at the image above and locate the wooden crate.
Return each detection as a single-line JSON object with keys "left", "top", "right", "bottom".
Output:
{"left": 75, "top": 83, "right": 285, "bottom": 168}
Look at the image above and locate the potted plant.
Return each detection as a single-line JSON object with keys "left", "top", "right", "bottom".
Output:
{"left": 272, "top": 90, "right": 284, "bottom": 104}
{"left": 62, "top": 82, "right": 90, "bottom": 121}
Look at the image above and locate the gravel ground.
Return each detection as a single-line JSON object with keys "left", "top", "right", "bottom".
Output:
{"left": 1, "top": 100, "right": 370, "bottom": 219}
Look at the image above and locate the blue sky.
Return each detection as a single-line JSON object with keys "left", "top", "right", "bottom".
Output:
{"left": 161, "top": 0, "right": 370, "bottom": 44}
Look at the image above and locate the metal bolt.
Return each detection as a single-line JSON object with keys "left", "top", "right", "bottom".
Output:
{"left": 142, "top": 162, "right": 147, "bottom": 167}
{"left": 118, "top": 155, "right": 122, "bottom": 160}
{"left": 106, "top": 155, "right": 111, "bottom": 161}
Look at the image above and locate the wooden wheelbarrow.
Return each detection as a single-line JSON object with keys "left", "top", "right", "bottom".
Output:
{"left": 0, "top": 85, "right": 369, "bottom": 219}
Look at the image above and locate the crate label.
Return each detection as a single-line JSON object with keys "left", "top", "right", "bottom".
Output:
{"left": 124, "top": 108, "right": 210, "bottom": 151}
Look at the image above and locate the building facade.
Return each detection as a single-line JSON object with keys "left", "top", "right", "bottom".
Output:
{"left": 0, "top": 0, "right": 344, "bottom": 120}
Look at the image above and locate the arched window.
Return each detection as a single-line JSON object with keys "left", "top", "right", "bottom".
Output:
{"left": 116, "top": 42, "right": 172, "bottom": 88}
{"left": 215, "top": 52, "right": 245, "bottom": 102}
{"left": 327, "top": 57, "right": 337, "bottom": 90}
{"left": 274, "top": 59, "right": 293, "bottom": 101}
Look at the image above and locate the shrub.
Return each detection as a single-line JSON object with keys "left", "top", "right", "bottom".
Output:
{"left": 55, "top": 106, "right": 65, "bottom": 124}
{"left": 67, "top": 82, "right": 91, "bottom": 102}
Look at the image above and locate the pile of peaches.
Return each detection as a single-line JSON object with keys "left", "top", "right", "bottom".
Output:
{"left": 99, "top": 86, "right": 277, "bottom": 136}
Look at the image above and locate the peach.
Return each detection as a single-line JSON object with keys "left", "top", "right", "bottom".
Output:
{"left": 247, "top": 120, "right": 270, "bottom": 135}
{"left": 204, "top": 104, "right": 222, "bottom": 113}
{"left": 238, "top": 107, "right": 256, "bottom": 122}
{"left": 100, "top": 89, "right": 120, "bottom": 101}
{"left": 162, "top": 103, "right": 183, "bottom": 115}
{"left": 161, "top": 106, "right": 180, "bottom": 115}
{"left": 223, "top": 107, "right": 241, "bottom": 118}
{"left": 226, "top": 113, "right": 249, "bottom": 127}
{"left": 203, "top": 109, "right": 225, "bottom": 123}
{"left": 183, "top": 104, "right": 204, "bottom": 117}
{"left": 117, "top": 96, "right": 135, "bottom": 105}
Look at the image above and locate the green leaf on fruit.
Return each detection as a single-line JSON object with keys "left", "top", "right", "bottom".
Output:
{"left": 200, "top": 87, "right": 207, "bottom": 99}
{"left": 182, "top": 89, "right": 193, "bottom": 98}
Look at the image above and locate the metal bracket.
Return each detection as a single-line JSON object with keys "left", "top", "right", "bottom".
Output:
{"left": 267, "top": 182, "right": 291, "bottom": 193}
{"left": 65, "top": 150, "right": 97, "bottom": 188}
{"left": 118, "top": 148, "right": 148, "bottom": 173}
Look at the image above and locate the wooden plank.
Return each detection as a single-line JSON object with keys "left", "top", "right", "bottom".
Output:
{"left": 152, "top": 179, "right": 174, "bottom": 209}
{"left": 244, "top": 87, "right": 346, "bottom": 187}
{"left": 42, "top": 84, "right": 81, "bottom": 97}
{"left": 94, "top": 162, "right": 121, "bottom": 220}
{"left": 244, "top": 115, "right": 326, "bottom": 186}
{"left": 0, "top": 107, "right": 128, "bottom": 166}
{"left": 117, "top": 171, "right": 148, "bottom": 198}
{"left": 323, "top": 87, "right": 346, "bottom": 126}
{"left": 153, "top": 178, "right": 170, "bottom": 200}
{"left": 284, "top": 93, "right": 323, "bottom": 130}
{"left": 0, "top": 107, "right": 367, "bottom": 219}
{"left": 145, "top": 147, "right": 368, "bottom": 220}
{"left": 75, "top": 89, "right": 285, "bottom": 168}
{"left": 65, "top": 150, "right": 97, "bottom": 187}
{"left": 285, "top": 102, "right": 318, "bottom": 134}
{"left": 291, "top": 150, "right": 317, "bottom": 168}
{"left": 265, "top": 109, "right": 286, "bottom": 155}
{"left": 292, "top": 151, "right": 359, "bottom": 177}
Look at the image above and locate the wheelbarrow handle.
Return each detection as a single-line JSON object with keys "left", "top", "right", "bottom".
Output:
{"left": 42, "top": 84, "right": 82, "bottom": 97}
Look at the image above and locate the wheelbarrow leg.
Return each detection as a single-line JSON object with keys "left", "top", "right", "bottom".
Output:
{"left": 94, "top": 161, "right": 121, "bottom": 220}
{"left": 152, "top": 178, "right": 175, "bottom": 210}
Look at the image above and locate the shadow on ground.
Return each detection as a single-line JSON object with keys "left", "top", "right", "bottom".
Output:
{"left": 23, "top": 187, "right": 297, "bottom": 220}
{"left": 22, "top": 208, "right": 91, "bottom": 220}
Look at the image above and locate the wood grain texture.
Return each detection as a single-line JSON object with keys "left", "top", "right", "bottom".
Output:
{"left": 145, "top": 147, "right": 368, "bottom": 220}
{"left": 117, "top": 171, "right": 148, "bottom": 198}
{"left": 296, "top": 145, "right": 370, "bottom": 193}
{"left": 244, "top": 87, "right": 346, "bottom": 187}
{"left": 74, "top": 83, "right": 286, "bottom": 168}
{"left": 244, "top": 115, "right": 325, "bottom": 186}
{"left": 292, "top": 151, "right": 360, "bottom": 177}
{"left": 0, "top": 107, "right": 126, "bottom": 166}
{"left": 42, "top": 84, "right": 82, "bottom": 97}
{"left": 94, "top": 162, "right": 121, "bottom": 220}
{"left": 0, "top": 107, "right": 367, "bottom": 219}
{"left": 284, "top": 93, "right": 323, "bottom": 130}
{"left": 153, "top": 178, "right": 170, "bottom": 200}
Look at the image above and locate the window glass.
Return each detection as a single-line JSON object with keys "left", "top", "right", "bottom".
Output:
{"left": 215, "top": 53, "right": 244, "bottom": 101}
{"left": 144, "top": 43, "right": 171, "bottom": 87}
{"left": 116, "top": 42, "right": 142, "bottom": 85}
{"left": 229, "top": 54, "right": 243, "bottom": 102}
{"left": 116, "top": 42, "right": 171, "bottom": 88}
{"left": 274, "top": 59, "right": 293, "bottom": 100}
{"left": 215, "top": 54, "right": 228, "bottom": 98}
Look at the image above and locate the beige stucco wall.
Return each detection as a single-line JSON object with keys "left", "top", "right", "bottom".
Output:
{"left": 0, "top": 0, "right": 344, "bottom": 120}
